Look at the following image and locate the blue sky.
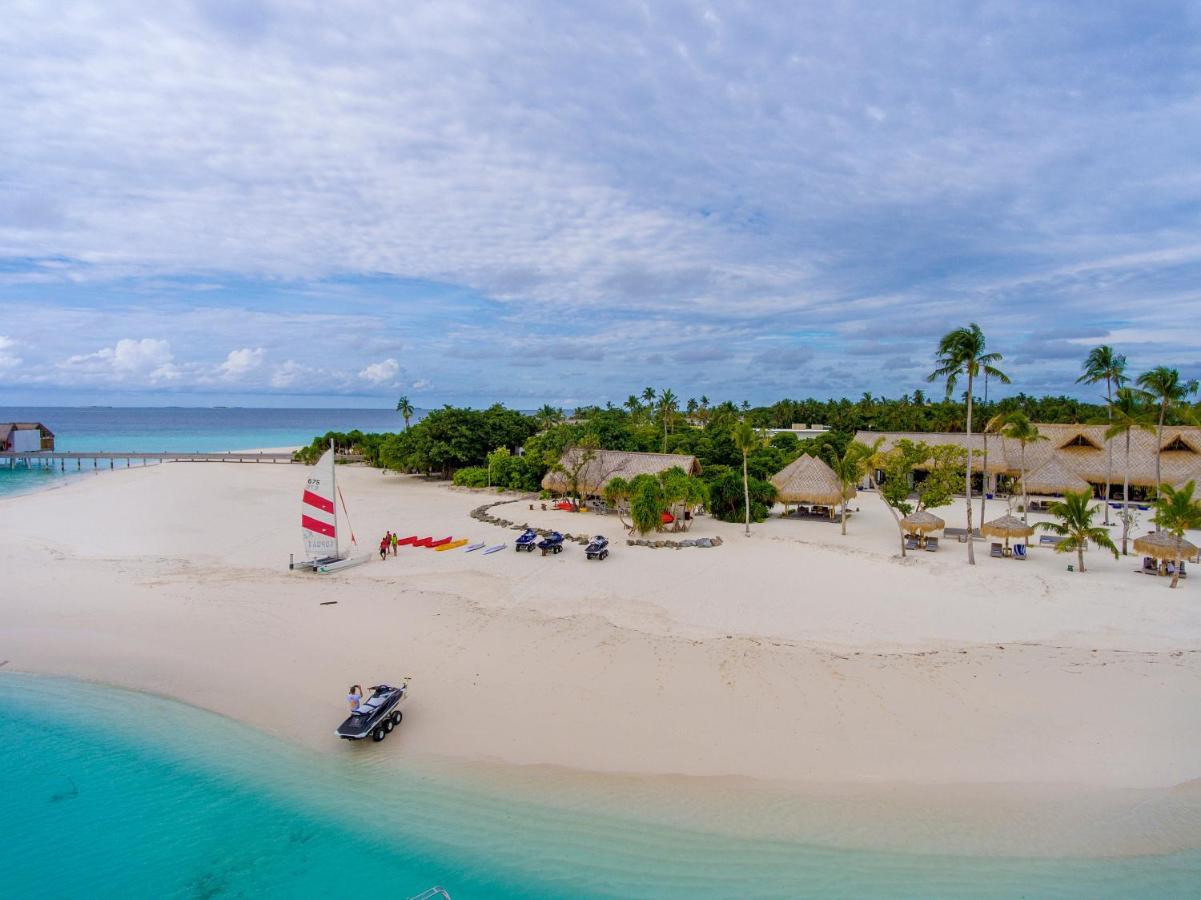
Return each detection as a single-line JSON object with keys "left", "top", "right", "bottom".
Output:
{"left": 2, "top": 1, "right": 1201, "bottom": 408}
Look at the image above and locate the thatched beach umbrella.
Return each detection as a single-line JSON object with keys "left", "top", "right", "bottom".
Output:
{"left": 770, "top": 454, "right": 848, "bottom": 511}
{"left": 980, "top": 514, "right": 1036, "bottom": 549}
{"left": 901, "top": 510, "right": 945, "bottom": 534}
{"left": 1133, "top": 530, "right": 1198, "bottom": 561}
{"left": 1022, "top": 457, "right": 1091, "bottom": 496}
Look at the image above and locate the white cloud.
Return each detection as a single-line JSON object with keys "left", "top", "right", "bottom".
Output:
{"left": 61, "top": 338, "right": 179, "bottom": 382}
{"left": 411, "top": 378, "right": 432, "bottom": 391}
{"left": 219, "top": 347, "right": 264, "bottom": 379}
{"left": 358, "top": 358, "right": 400, "bottom": 384}
{"left": 0, "top": 336, "right": 21, "bottom": 369}
{"left": 270, "top": 360, "right": 304, "bottom": 389}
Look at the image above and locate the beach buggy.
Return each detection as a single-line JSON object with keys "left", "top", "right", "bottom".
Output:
{"left": 336, "top": 682, "right": 408, "bottom": 742}
{"left": 584, "top": 535, "right": 609, "bottom": 560}
{"left": 515, "top": 528, "right": 538, "bottom": 552}
{"left": 537, "top": 531, "right": 565, "bottom": 555}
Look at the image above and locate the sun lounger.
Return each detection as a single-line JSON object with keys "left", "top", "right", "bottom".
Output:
{"left": 990, "top": 542, "right": 1004, "bottom": 558}
{"left": 1013, "top": 544, "right": 1027, "bottom": 560}
{"left": 924, "top": 537, "right": 939, "bottom": 552}
{"left": 905, "top": 535, "right": 920, "bottom": 551}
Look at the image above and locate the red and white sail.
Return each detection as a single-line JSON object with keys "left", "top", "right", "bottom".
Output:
{"left": 301, "top": 448, "right": 340, "bottom": 560}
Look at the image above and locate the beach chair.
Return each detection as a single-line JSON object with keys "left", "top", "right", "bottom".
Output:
{"left": 1038, "top": 535, "right": 1058, "bottom": 547}
{"left": 990, "top": 542, "right": 1004, "bottom": 558}
{"left": 924, "top": 537, "right": 939, "bottom": 552}
{"left": 1181, "top": 561, "right": 1188, "bottom": 579}
{"left": 1142, "top": 557, "right": 1159, "bottom": 575}
{"left": 905, "top": 535, "right": 920, "bottom": 551}
{"left": 1013, "top": 544, "right": 1027, "bottom": 560}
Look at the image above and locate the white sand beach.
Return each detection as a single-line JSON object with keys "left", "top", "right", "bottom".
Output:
{"left": 2, "top": 461, "right": 1200, "bottom": 853}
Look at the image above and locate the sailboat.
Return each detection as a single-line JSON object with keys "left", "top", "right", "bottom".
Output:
{"left": 295, "top": 441, "right": 370, "bottom": 573}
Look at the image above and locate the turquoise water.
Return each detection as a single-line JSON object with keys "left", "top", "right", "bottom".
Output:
{"left": 0, "top": 407, "right": 410, "bottom": 499}
{"left": 2, "top": 675, "right": 1200, "bottom": 898}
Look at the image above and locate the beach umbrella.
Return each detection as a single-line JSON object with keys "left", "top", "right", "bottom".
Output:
{"left": 980, "top": 514, "right": 1036, "bottom": 549}
{"left": 1132, "top": 530, "right": 1198, "bottom": 561}
{"left": 900, "top": 510, "right": 945, "bottom": 534}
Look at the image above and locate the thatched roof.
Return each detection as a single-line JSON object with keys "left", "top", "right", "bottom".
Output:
{"left": 855, "top": 425, "right": 1201, "bottom": 488}
{"left": 770, "top": 454, "right": 849, "bottom": 506}
{"left": 541, "top": 449, "right": 700, "bottom": 495}
{"left": 1133, "top": 530, "right": 1199, "bottom": 561}
{"left": 980, "top": 514, "right": 1036, "bottom": 538}
{"left": 901, "top": 510, "right": 945, "bottom": 533}
{"left": 1021, "top": 457, "right": 1091, "bottom": 496}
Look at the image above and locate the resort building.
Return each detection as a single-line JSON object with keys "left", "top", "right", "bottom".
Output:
{"left": 0, "top": 422, "right": 54, "bottom": 452}
{"left": 855, "top": 424, "right": 1201, "bottom": 498}
{"left": 770, "top": 453, "right": 849, "bottom": 518}
{"left": 542, "top": 449, "right": 701, "bottom": 496}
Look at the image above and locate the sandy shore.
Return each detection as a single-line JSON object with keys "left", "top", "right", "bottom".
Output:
{"left": 2, "top": 460, "right": 1200, "bottom": 851}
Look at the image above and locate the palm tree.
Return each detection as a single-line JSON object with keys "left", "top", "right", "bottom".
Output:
{"left": 395, "top": 395, "right": 414, "bottom": 431}
{"left": 825, "top": 442, "right": 872, "bottom": 536}
{"left": 603, "top": 476, "right": 633, "bottom": 533}
{"left": 658, "top": 389, "right": 679, "bottom": 453}
{"left": 732, "top": 419, "right": 765, "bottom": 536}
{"left": 699, "top": 395, "right": 710, "bottom": 428}
{"left": 986, "top": 411, "right": 1046, "bottom": 522}
{"left": 1104, "top": 388, "right": 1157, "bottom": 555}
{"left": 624, "top": 395, "right": 642, "bottom": 417}
{"left": 535, "top": 404, "right": 563, "bottom": 431}
{"left": 1151, "top": 481, "right": 1201, "bottom": 588}
{"left": 686, "top": 397, "right": 698, "bottom": 421}
{"left": 1136, "top": 366, "right": 1199, "bottom": 509}
{"left": 641, "top": 386, "right": 657, "bottom": 407}
{"left": 927, "top": 323, "right": 1010, "bottom": 565}
{"left": 1077, "top": 346, "right": 1128, "bottom": 524}
{"left": 1036, "top": 489, "right": 1119, "bottom": 573}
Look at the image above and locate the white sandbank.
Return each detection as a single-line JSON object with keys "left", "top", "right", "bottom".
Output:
{"left": 1, "top": 461, "right": 1199, "bottom": 853}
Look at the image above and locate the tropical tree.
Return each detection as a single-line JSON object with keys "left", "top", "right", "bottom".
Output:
{"left": 732, "top": 419, "right": 766, "bottom": 536}
{"left": 871, "top": 440, "right": 965, "bottom": 556}
{"left": 1036, "top": 489, "right": 1118, "bottom": 573}
{"left": 628, "top": 473, "right": 667, "bottom": 535}
{"left": 534, "top": 404, "right": 564, "bottom": 431}
{"left": 1151, "top": 481, "right": 1201, "bottom": 588}
{"left": 986, "top": 411, "right": 1047, "bottom": 522}
{"left": 1077, "top": 346, "right": 1128, "bottom": 524}
{"left": 1136, "top": 366, "right": 1199, "bottom": 508}
{"left": 1103, "top": 388, "right": 1157, "bottom": 555}
{"left": 396, "top": 395, "right": 415, "bottom": 431}
{"left": 658, "top": 388, "right": 679, "bottom": 453}
{"left": 699, "top": 395, "right": 711, "bottom": 428}
{"left": 927, "top": 323, "right": 1010, "bottom": 564}
{"left": 641, "top": 386, "right": 657, "bottom": 409}
{"left": 603, "top": 476, "right": 633, "bottom": 532}
{"left": 824, "top": 441, "right": 873, "bottom": 535}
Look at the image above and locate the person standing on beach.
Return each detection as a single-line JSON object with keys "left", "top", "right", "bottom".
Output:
{"left": 390, "top": 532, "right": 398, "bottom": 556}
{"left": 379, "top": 535, "right": 389, "bottom": 560}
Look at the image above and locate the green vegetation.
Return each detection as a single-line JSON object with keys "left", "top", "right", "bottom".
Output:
{"left": 1077, "top": 345, "right": 1128, "bottom": 525}
{"left": 871, "top": 439, "right": 966, "bottom": 556}
{"left": 1036, "top": 490, "right": 1119, "bottom": 574}
{"left": 1104, "top": 388, "right": 1157, "bottom": 555}
{"left": 293, "top": 431, "right": 389, "bottom": 465}
{"left": 1151, "top": 481, "right": 1201, "bottom": 588}
{"left": 1135, "top": 367, "right": 1199, "bottom": 501}
{"left": 927, "top": 322, "right": 1009, "bottom": 566}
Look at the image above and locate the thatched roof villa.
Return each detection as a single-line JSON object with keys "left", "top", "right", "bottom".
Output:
{"left": 855, "top": 424, "right": 1201, "bottom": 495}
{"left": 770, "top": 453, "right": 849, "bottom": 507}
{"left": 541, "top": 449, "right": 701, "bottom": 495}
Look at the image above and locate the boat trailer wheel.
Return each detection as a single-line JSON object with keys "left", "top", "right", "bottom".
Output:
{"left": 371, "top": 726, "right": 386, "bottom": 742}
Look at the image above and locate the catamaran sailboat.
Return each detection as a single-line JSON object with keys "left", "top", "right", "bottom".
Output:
{"left": 293, "top": 442, "right": 370, "bottom": 573}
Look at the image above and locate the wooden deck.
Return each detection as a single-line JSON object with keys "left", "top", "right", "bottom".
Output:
{"left": 1, "top": 450, "right": 298, "bottom": 469}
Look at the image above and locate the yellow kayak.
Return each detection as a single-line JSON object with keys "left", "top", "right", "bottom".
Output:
{"left": 436, "top": 539, "right": 469, "bottom": 552}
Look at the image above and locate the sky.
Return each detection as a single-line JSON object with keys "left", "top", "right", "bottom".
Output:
{"left": 3, "top": 1, "right": 1201, "bottom": 408}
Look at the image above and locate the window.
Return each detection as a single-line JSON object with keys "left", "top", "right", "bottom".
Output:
{"left": 1162, "top": 436, "right": 1198, "bottom": 453}
{"left": 1059, "top": 434, "right": 1102, "bottom": 450}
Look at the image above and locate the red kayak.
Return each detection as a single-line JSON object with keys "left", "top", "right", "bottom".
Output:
{"left": 427, "top": 536, "right": 452, "bottom": 548}
{"left": 396, "top": 535, "right": 418, "bottom": 546}
{"left": 411, "top": 536, "right": 434, "bottom": 547}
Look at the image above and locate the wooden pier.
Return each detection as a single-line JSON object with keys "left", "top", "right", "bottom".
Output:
{"left": 1, "top": 450, "right": 298, "bottom": 470}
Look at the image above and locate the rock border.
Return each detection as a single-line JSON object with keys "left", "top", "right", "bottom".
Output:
{"left": 468, "top": 499, "right": 722, "bottom": 549}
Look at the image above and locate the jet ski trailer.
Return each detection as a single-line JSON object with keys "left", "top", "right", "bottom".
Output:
{"left": 336, "top": 683, "right": 408, "bottom": 742}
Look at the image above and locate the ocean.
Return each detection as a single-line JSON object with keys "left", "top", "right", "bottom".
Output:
{"left": 0, "top": 407, "right": 408, "bottom": 498}
{"left": 2, "top": 674, "right": 1199, "bottom": 899}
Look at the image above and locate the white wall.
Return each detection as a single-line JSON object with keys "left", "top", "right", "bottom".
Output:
{"left": 10, "top": 429, "right": 42, "bottom": 452}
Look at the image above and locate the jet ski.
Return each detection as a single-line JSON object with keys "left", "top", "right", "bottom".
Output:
{"left": 537, "top": 531, "right": 565, "bottom": 555}
{"left": 515, "top": 528, "right": 538, "bottom": 552}
{"left": 584, "top": 535, "right": 609, "bottom": 560}
{"left": 336, "top": 682, "right": 408, "bottom": 742}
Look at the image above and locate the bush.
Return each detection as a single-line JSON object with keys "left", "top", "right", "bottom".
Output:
{"left": 629, "top": 473, "right": 668, "bottom": 534}
{"left": 707, "top": 470, "right": 776, "bottom": 524}
{"left": 452, "top": 466, "right": 489, "bottom": 488}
